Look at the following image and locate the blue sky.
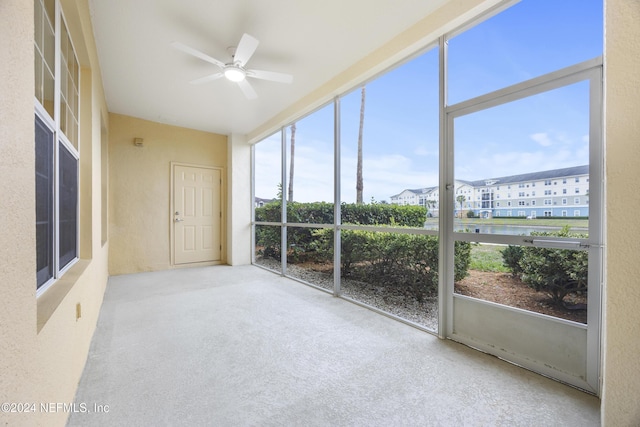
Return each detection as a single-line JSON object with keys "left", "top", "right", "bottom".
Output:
{"left": 255, "top": 0, "right": 602, "bottom": 203}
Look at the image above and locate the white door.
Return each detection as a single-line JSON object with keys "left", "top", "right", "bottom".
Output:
{"left": 173, "top": 164, "right": 222, "bottom": 265}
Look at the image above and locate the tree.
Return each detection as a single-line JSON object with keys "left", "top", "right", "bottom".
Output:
{"left": 356, "top": 86, "right": 366, "bottom": 204}
{"left": 456, "top": 195, "right": 466, "bottom": 218}
{"left": 287, "top": 123, "right": 296, "bottom": 203}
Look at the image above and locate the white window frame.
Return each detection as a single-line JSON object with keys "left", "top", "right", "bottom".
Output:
{"left": 35, "top": 0, "right": 80, "bottom": 297}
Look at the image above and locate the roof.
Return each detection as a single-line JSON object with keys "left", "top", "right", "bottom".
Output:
{"left": 469, "top": 165, "right": 589, "bottom": 187}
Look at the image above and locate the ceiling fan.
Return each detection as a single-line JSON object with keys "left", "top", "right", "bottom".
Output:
{"left": 171, "top": 33, "right": 293, "bottom": 100}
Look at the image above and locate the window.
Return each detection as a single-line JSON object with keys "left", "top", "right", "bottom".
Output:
{"left": 562, "top": 198, "right": 567, "bottom": 205}
{"left": 544, "top": 199, "right": 552, "bottom": 205}
{"left": 563, "top": 188, "right": 567, "bottom": 194}
{"left": 532, "top": 200, "right": 536, "bottom": 206}
{"left": 575, "top": 197, "right": 580, "bottom": 204}
{"left": 545, "top": 180, "right": 552, "bottom": 186}
{"left": 562, "top": 210, "right": 568, "bottom": 217}
{"left": 34, "top": 0, "right": 80, "bottom": 294}
{"left": 545, "top": 190, "right": 552, "bottom": 195}
{"left": 575, "top": 177, "right": 580, "bottom": 182}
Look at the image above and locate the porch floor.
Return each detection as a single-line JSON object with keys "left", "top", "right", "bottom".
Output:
{"left": 68, "top": 265, "right": 599, "bottom": 426}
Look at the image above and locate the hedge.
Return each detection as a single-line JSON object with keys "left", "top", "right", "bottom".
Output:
{"left": 502, "top": 226, "right": 588, "bottom": 306}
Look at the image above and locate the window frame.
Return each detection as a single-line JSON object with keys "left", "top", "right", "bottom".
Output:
{"left": 34, "top": 0, "right": 80, "bottom": 297}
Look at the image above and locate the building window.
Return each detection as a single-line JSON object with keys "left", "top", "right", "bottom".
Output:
{"left": 562, "top": 198, "right": 567, "bottom": 205}
{"left": 562, "top": 210, "right": 568, "bottom": 217}
{"left": 574, "top": 210, "right": 581, "bottom": 217}
{"left": 532, "top": 200, "right": 536, "bottom": 206}
{"left": 544, "top": 199, "right": 552, "bottom": 205}
{"left": 575, "top": 187, "right": 580, "bottom": 194}
{"left": 544, "top": 211, "right": 552, "bottom": 217}
{"left": 575, "top": 197, "right": 580, "bottom": 204}
{"left": 575, "top": 177, "right": 580, "bottom": 183}
{"left": 34, "top": 0, "right": 80, "bottom": 294}
{"left": 35, "top": 115, "right": 54, "bottom": 287}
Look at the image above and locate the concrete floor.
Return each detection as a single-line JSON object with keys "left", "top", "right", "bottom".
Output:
{"left": 68, "top": 265, "right": 600, "bottom": 426}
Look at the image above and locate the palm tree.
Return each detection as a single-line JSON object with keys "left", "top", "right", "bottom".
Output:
{"left": 456, "top": 195, "right": 466, "bottom": 218}
{"left": 287, "top": 123, "right": 296, "bottom": 203}
{"left": 356, "top": 86, "right": 366, "bottom": 204}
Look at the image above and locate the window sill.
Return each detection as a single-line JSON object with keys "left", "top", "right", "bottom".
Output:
{"left": 37, "top": 259, "right": 90, "bottom": 333}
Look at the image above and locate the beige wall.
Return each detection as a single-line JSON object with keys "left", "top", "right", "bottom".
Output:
{"left": 0, "top": 1, "right": 110, "bottom": 426}
{"left": 0, "top": 0, "right": 38, "bottom": 423}
{"left": 227, "top": 133, "right": 252, "bottom": 265}
{"left": 108, "top": 114, "right": 228, "bottom": 275}
{"left": 602, "top": 0, "right": 640, "bottom": 425}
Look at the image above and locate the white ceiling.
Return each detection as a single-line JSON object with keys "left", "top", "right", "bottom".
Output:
{"left": 89, "top": 0, "right": 450, "bottom": 136}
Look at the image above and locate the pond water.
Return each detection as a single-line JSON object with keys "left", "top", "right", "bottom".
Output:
{"left": 425, "top": 222, "right": 588, "bottom": 236}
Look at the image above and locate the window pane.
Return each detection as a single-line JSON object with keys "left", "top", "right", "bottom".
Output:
{"left": 286, "top": 104, "right": 334, "bottom": 211}
{"left": 35, "top": 115, "right": 54, "bottom": 288}
{"left": 455, "top": 243, "right": 587, "bottom": 324}
{"left": 254, "top": 132, "right": 281, "bottom": 219}
{"left": 339, "top": 230, "right": 439, "bottom": 331}
{"left": 340, "top": 48, "right": 439, "bottom": 229}
{"left": 59, "top": 142, "right": 78, "bottom": 269}
{"left": 286, "top": 226, "right": 334, "bottom": 291}
{"left": 285, "top": 103, "right": 334, "bottom": 223}
{"left": 453, "top": 81, "right": 590, "bottom": 236}
{"left": 448, "top": 0, "right": 603, "bottom": 104}
{"left": 255, "top": 225, "right": 282, "bottom": 273}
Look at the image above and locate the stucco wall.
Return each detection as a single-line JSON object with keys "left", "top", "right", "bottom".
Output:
{"left": 602, "top": 0, "right": 640, "bottom": 425}
{"left": 0, "top": 1, "right": 110, "bottom": 426}
{"left": 0, "top": 0, "right": 38, "bottom": 423}
{"left": 108, "top": 114, "right": 228, "bottom": 275}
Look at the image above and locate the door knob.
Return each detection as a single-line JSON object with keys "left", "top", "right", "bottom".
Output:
{"left": 175, "top": 218, "right": 184, "bottom": 222}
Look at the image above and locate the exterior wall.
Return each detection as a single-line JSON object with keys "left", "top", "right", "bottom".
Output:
{"left": 0, "top": 1, "right": 110, "bottom": 426}
{"left": 108, "top": 113, "right": 228, "bottom": 275}
{"left": 602, "top": 0, "right": 640, "bottom": 425}
{"left": 0, "top": 1, "right": 39, "bottom": 424}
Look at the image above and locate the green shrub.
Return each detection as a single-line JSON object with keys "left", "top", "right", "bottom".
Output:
{"left": 501, "top": 226, "right": 588, "bottom": 306}
{"left": 255, "top": 202, "right": 427, "bottom": 263}
{"left": 311, "top": 229, "right": 471, "bottom": 302}
{"left": 502, "top": 245, "right": 524, "bottom": 277}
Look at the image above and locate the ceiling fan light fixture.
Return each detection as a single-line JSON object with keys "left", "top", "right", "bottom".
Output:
{"left": 224, "top": 66, "right": 246, "bottom": 82}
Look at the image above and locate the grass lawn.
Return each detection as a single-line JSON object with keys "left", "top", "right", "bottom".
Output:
{"left": 469, "top": 243, "right": 510, "bottom": 273}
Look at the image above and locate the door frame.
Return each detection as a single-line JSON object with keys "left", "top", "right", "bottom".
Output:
{"left": 170, "top": 162, "right": 226, "bottom": 267}
{"left": 440, "top": 58, "right": 603, "bottom": 393}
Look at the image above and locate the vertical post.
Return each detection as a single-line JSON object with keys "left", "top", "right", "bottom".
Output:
{"left": 281, "top": 127, "right": 287, "bottom": 276}
{"left": 438, "top": 35, "right": 454, "bottom": 339}
{"left": 333, "top": 96, "right": 341, "bottom": 296}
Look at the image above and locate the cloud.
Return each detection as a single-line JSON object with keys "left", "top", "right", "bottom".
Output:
{"left": 530, "top": 132, "right": 553, "bottom": 147}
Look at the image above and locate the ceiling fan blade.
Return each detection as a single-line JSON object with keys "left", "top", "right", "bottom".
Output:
{"left": 171, "top": 41, "right": 225, "bottom": 68}
{"left": 237, "top": 79, "right": 258, "bottom": 100}
{"left": 246, "top": 69, "right": 293, "bottom": 84}
{"left": 189, "top": 73, "right": 224, "bottom": 85}
{"left": 233, "top": 33, "right": 259, "bottom": 66}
